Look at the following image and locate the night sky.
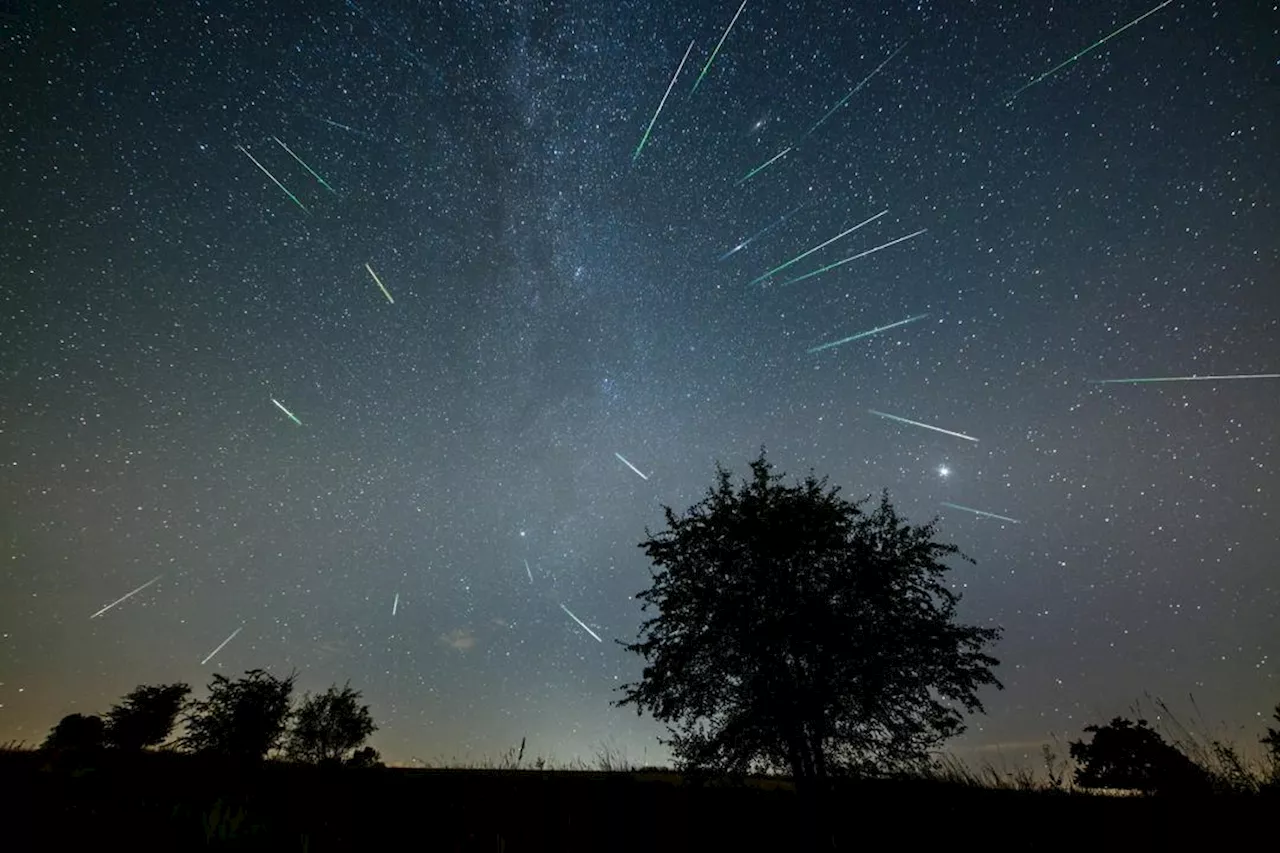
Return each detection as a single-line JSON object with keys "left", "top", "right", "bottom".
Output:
{"left": 3, "top": 0, "right": 1277, "bottom": 768}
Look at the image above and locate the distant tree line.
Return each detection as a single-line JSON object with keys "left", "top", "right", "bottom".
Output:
{"left": 42, "top": 669, "right": 379, "bottom": 768}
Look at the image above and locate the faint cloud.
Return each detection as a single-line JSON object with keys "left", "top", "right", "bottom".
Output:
{"left": 440, "top": 629, "right": 476, "bottom": 652}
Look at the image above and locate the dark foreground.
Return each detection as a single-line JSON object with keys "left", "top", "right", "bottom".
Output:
{"left": 0, "top": 749, "right": 1268, "bottom": 851}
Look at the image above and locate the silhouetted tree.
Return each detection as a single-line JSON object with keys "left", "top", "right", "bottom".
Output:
{"left": 104, "top": 683, "right": 191, "bottom": 750}
{"left": 1262, "top": 702, "right": 1280, "bottom": 784}
{"left": 181, "top": 669, "right": 295, "bottom": 762}
{"left": 615, "top": 450, "right": 1003, "bottom": 791}
{"left": 1069, "top": 717, "right": 1210, "bottom": 795}
{"left": 284, "top": 683, "right": 377, "bottom": 765}
{"left": 42, "top": 713, "right": 106, "bottom": 752}
{"left": 346, "top": 745, "right": 383, "bottom": 768}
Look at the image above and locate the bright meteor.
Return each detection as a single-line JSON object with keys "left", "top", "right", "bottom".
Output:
{"left": 272, "top": 136, "right": 336, "bottom": 194}
{"left": 941, "top": 502, "right": 1022, "bottom": 524}
{"left": 808, "top": 313, "right": 929, "bottom": 354}
{"left": 781, "top": 229, "right": 928, "bottom": 287}
{"left": 803, "top": 42, "right": 907, "bottom": 139}
{"left": 634, "top": 39, "right": 695, "bottom": 163}
{"left": 90, "top": 575, "right": 161, "bottom": 620}
{"left": 750, "top": 210, "right": 888, "bottom": 286}
{"left": 271, "top": 397, "right": 303, "bottom": 426}
{"left": 615, "top": 452, "right": 650, "bottom": 481}
{"left": 201, "top": 626, "right": 243, "bottom": 666}
{"left": 868, "top": 409, "right": 979, "bottom": 443}
{"left": 560, "top": 603, "right": 603, "bottom": 643}
{"left": 736, "top": 146, "right": 792, "bottom": 185}
{"left": 1092, "top": 373, "right": 1280, "bottom": 384}
{"left": 718, "top": 201, "right": 807, "bottom": 262}
{"left": 692, "top": 0, "right": 749, "bottom": 92}
{"left": 1004, "top": 0, "right": 1173, "bottom": 104}
{"left": 237, "top": 144, "right": 310, "bottom": 214}
{"left": 365, "top": 263, "right": 395, "bottom": 304}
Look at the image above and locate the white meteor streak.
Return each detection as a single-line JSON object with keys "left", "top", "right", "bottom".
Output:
{"left": 560, "top": 603, "right": 603, "bottom": 643}
{"left": 808, "top": 313, "right": 929, "bottom": 354}
{"left": 868, "top": 409, "right": 979, "bottom": 443}
{"left": 525, "top": 559, "right": 534, "bottom": 583}
{"left": 365, "top": 263, "right": 395, "bottom": 303}
{"left": 1092, "top": 373, "right": 1280, "bottom": 384}
{"left": 392, "top": 592, "right": 399, "bottom": 616}
{"left": 941, "top": 502, "right": 1022, "bottom": 524}
{"left": 750, "top": 210, "right": 888, "bottom": 286}
{"left": 781, "top": 229, "right": 928, "bottom": 287}
{"left": 692, "top": 0, "right": 749, "bottom": 92}
{"left": 271, "top": 397, "right": 303, "bottom": 426}
{"left": 90, "top": 575, "right": 161, "bottom": 619}
{"left": 615, "top": 452, "right": 650, "bottom": 480}
{"left": 201, "top": 626, "right": 243, "bottom": 666}
{"left": 633, "top": 39, "right": 696, "bottom": 162}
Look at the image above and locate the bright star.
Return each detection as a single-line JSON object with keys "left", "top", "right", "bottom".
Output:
{"left": 938, "top": 466, "right": 951, "bottom": 478}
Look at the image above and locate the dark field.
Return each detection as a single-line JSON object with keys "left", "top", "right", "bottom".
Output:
{"left": 1, "top": 748, "right": 1267, "bottom": 851}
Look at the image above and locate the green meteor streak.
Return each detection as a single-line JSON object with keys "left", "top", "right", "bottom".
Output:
{"left": 634, "top": 40, "right": 695, "bottom": 163}
{"left": 1004, "top": 0, "right": 1172, "bottom": 104}
{"left": 750, "top": 209, "right": 887, "bottom": 286}
{"left": 271, "top": 397, "right": 303, "bottom": 426}
{"left": 807, "top": 313, "right": 929, "bottom": 354}
{"left": 237, "top": 144, "right": 310, "bottom": 215}
{"left": 691, "top": 0, "right": 749, "bottom": 93}
{"left": 273, "top": 136, "right": 337, "bottom": 194}
{"left": 1091, "top": 373, "right": 1280, "bottom": 384}
{"left": 736, "top": 146, "right": 791, "bottom": 185}
{"left": 802, "top": 42, "right": 906, "bottom": 139}
{"left": 780, "top": 229, "right": 928, "bottom": 287}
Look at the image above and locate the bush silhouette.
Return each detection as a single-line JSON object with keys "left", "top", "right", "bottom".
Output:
{"left": 284, "top": 683, "right": 378, "bottom": 765}
{"left": 104, "top": 683, "right": 191, "bottom": 750}
{"left": 42, "top": 713, "right": 106, "bottom": 753}
{"left": 1263, "top": 701, "right": 1280, "bottom": 785}
{"left": 1069, "top": 717, "right": 1210, "bottom": 795}
{"left": 181, "top": 669, "right": 295, "bottom": 762}
{"left": 615, "top": 449, "right": 1003, "bottom": 791}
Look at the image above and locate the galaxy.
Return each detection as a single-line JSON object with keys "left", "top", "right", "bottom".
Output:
{"left": 1, "top": 0, "right": 1276, "bottom": 766}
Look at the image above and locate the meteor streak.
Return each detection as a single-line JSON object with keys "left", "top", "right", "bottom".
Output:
{"left": 272, "top": 136, "right": 336, "bottom": 194}
{"left": 615, "top": 452, "right": 650, "bottom": 481}
{"left": 271, "top": 397, "right": 303, "bottom": 426}
{"left": 633, "top": 39, "right": 695, "bottom": 162}
{"left": 201, "top": 626, "right": 243, "bottom": 666}
{"left": 1092, "top": 373, "right": 1280, "bottom": 384}
{"left": 392, "top": 593, "right": 399, "bottom": 616}
{"left": 750, "top": 209, "right": 888, "bottom": 286}
{"left": 90, "top": 575, "right": 161, "bottom": 619}
{"left": 780, "top": 229, "right": 928, "bottom": 286}
{"left": 525, "top": 559, "right": 534, "bottom": 583}
{"left": 718, "top": 201, "right": 807, "bottom": 262}
{"left": 941, "top": 502, "right": 1021, "bottom": 524}
{"left": 868, "top": 409, "right": 979, "bottom": 443}
{"left": 692, "top": 0, "right": 749, "bottom": 92}
{"left": 237, "top": 144, "right": 310, "bottom": 214}
{"left": 1004, "top": 0, "right": 1173, "bottom": 104}
{"left": 365, "top": 263, "right": 395, "bottom": 303}
{"left": 807, "top": 313, "right": 929, "bottom": 354}
{"left": 736, "top": 146, "right": 792, "bottom": 185}
{"left": 803, "top": 42, "right": 907, "bottom": 139}
{"left": 560, "top": 603, "right": 603, "bottom": 643}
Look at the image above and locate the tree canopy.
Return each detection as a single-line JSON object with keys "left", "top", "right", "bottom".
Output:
{"left": 104, "top": 683, "right": 191, "bottom": 751}
{"left": 615, "top": 450, "right": 1002, "bottom": 785}
{"left": 181, "top": 669, "right": 295, "bottom": 762}
{"left": 42, "top": 713, "right": 106, "bottom": 753}
{"left": 1069, "top": 716, "right": 1210, "bottom": 794}
{"left": 284, "top": 683, "right": 378, "bottom": 765}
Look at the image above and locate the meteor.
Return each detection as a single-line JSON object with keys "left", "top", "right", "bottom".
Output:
{"left": 560, "top": 603, "right": 603, "bottom": 643}
{"left": 271, "top": 397, "right": 303, "bottom": 426}
{"left": 236, "top": 144, "right": 310, "bottom": 214}
{"left": 736, "top": 146, "right": 792, "bottom": 185}
{"left": 1092, "top": 373, "right": 1280, "bottom": 384}
{"left": 90, "top": 575, "right": 161, "bottom": 619}
{"left": 615, "top": 452, "right": 650, "bottom": 481}
{"left": 200, "top": 626, "right": 243, "bottom": 666}
{"left": 868, "top": 409, "right": 979, "bottom": 443}
{"left": 803, "top": 42, "right": 907, "bottom": 139}
{"left": 750, "top": 209, "right": 888, "bottom": 286}
{"left": 1004, "top": 0, "right": 1173, "bottom": 104}
{"left": 634, "top": 39, "right": 696, "bottom": 162}
{"left": 525, "top": 559, "right": 534, "bottom": 583}
{"left": 807, "top": 313, "right": 929, "bottom": 354}
{"left": 941, "top": 502, "right": 1021, "bottom": 524}
{"left": 691, "top": 0, "right": 749, "bottom": 92}
{"left": 718, "top": 201, "right": 807, "bottom": 262}
{"left": 392, "top": 592, "right": 399, "bottom": 616}
{"left": 272, "top": 136, "right": 336, "bottom": 194}
{"left": 781, "top": 229, "right": 928, "bottom": 287}
{"left": 365, "top": 262, "right": 395, "bottom": 303}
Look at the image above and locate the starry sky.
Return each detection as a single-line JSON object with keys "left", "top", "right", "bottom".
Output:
{"left": 2, "top": 0, "right": 1277, "bottom": 768}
